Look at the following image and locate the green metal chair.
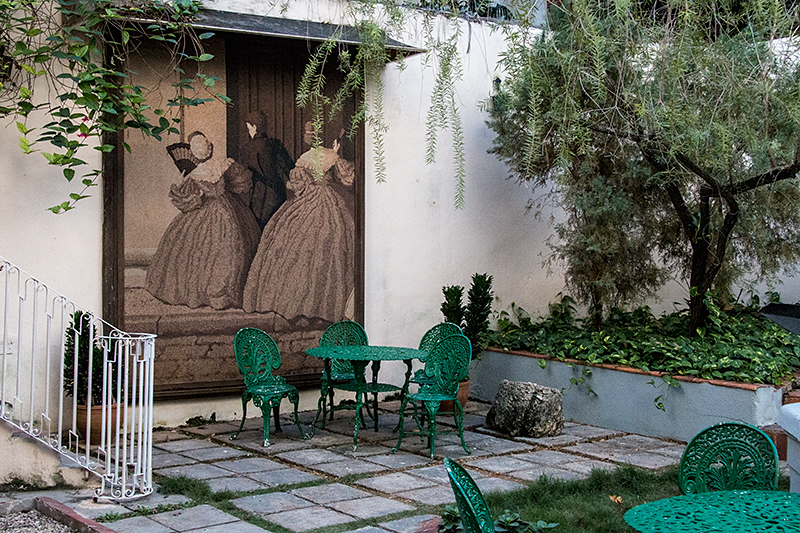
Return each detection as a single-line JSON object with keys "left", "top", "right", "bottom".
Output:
{"left": 410, "top": 322, "right": 463, "bottom": 386}
{"left": 314, "top": 320, "right": 368, "bottom": 427}
{"left": 444, "top": 457, "right": 495, "bottom": 533}
{"left": 229, "top": 328, "right": 305, "bottom": 446}
{"left": 393, "top": 334, "right": 472, "bottom": 459}
{"left": 678, "top": 421, "right": 779, "bottom": 494}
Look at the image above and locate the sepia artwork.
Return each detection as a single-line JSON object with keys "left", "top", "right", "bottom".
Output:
{"left": 121, "top": 35, "right": 360, "bottom": 398}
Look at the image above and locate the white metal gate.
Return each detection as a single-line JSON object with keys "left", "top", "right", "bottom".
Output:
{"left": 0, "top": 256, "right": 156, "bottom": 499}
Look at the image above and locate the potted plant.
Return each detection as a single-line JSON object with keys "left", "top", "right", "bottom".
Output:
{"left": 63, "top": 310, "right": 117, "bottom": 442}
{"left": 440, "top": 273, "right": 494, "bottom": 408}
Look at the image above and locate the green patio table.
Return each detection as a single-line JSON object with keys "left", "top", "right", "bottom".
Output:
{"left": 305, "top": 345, "right": 425, "bottom": 449}
{"left": 624, "top": 490, "right": 800, "bottom": 532}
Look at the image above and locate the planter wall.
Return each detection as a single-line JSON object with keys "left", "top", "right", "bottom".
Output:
{"left": 471, "top": 348, "right": 783, "bottom": 443}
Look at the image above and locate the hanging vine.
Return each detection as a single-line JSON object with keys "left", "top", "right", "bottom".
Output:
{"left": 295, "top": 0, "right": 514, "bottom": 206}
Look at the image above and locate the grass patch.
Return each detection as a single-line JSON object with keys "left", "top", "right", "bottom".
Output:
{"left": 157, "top": 475, "right": 213, "bottom": 502}
{"left": 480, "top": 466, "right": 792, "bottom": 533}
{"left": 481, "top": 466, "right": 680, "bottom": 533}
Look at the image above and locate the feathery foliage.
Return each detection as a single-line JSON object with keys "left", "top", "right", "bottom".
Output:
{"left": 488, "top": 0, "right": 800, "bottom": 332}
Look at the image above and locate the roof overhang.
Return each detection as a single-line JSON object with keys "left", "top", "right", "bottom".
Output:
{"left": 127, "top": 8, "right": 422, "bottom": 55}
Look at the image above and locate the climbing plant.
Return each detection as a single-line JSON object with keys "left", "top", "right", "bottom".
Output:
{"left": 295, "top": 0, "right": 515, "bottom": 208}
{"left": 0, "top": 0, "right": 226, "bottom": 212}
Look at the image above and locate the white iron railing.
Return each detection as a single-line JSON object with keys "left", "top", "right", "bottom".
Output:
{"left": 0, "top": 256, "right": 156, "bottom": 500}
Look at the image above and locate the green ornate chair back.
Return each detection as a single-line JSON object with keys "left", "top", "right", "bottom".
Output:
{"left": 421, "top": 334, "right": 471, "bottom": 396}
{"left": 418, "top": 322, "right": 463, "bottom": 358}
{"left": 320, "top": 320, "right": 368, "bottom": 376}
{"left": 444, "top": 458, "right": 495, "bottom": 533}
{"left": 234, "top": 328, "right": 286, "bottom": 389}
{"left": 678, "top": 421, "right": 779, "bottom": 494}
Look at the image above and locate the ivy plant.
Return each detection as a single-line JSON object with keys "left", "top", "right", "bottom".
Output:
{"left": 0, "top": 0, "right": 227, "bottom": 212}
{"left": 489, "top": 293, "right": 800, "bottom": 386}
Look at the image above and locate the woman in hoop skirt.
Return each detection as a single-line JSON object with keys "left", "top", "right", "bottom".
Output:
{"left": 146, "top": 131, "right": 260, "bottom": 310}
{"left": 242, "top": 123, "right": 355, "bottom": 321}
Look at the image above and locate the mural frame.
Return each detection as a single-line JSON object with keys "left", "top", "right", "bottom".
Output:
{"left": 102, "top": 28, "right": 365, "bottom": 401}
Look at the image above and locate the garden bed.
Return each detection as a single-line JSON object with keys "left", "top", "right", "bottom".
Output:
{"left": 470, "top": 348, "right": 785, "bottom": 443}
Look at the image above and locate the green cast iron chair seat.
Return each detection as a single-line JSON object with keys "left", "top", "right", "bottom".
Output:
{"left": 230, "top": 328, "right": 306, "bottom": 447}
{"left": 444, "top": 457, "right": 495, "bottom": 533}
{"left": 678, "top": 421, "right": 779, "bottom": 494}
{"left": 393, "top": 334, "right": 472, "bottom": 459}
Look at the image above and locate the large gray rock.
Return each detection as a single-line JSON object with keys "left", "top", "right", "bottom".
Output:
{"left": 485, "top": 380, "right": 564, "bottom": 438}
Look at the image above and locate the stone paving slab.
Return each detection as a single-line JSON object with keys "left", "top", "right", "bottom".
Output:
{"left": 363, "top": 452, "right": 431, "bottom": 469}
{"left": 395, "top": 485, "right": 455, "bottom": 505}
{"left": 216, "top": 457, "right": 287, "bottom": 474}
{"left": 155, "top": 439, "right": 219, "bottom": 453}
{"left": 379, "top": 514, "right": 439, "bottom": 533}
{"left": 71, "top": 498, "right": 130, "bottom": 520}
{"left": 121, "top": 492, "right": 192, "bottom": 512}
{"left": 290, "top": 483, "right": 371, "bottom": 504}
{"left": 345, "top": 527, "right": 392, "bottom": 533}
{"left": 153, "top": 431, "right": 190, "bottom": 444}
{"left": 153, "top": 453, "right": 199, "bottom": 469}
{"left": 406, "top": 464, "right": 484, "bottom": 484}
{"left": 329, "top": 443, "right": 394, "bottom": 457}
{"left": 181, "top": 422, "right": 241, "bottom": 437}
{"left": 150, "top": 504, "right": 240, "bottom": 531}
{"left": 564, "top": 435, "right": 686, "bottom": 469}
{"left": 191, "top": 521, "right": 273, "bottom": 532}
{"left": 265, "top": 505, "right": 356, "bottom": 532}
{"left": 277, "top": 449, "right": 348, "bottom": 466}
{"left": 231, "top": 493, "right": 314, "bottom": 515}
{"left": 328, "top": 495, "right": 415, "bottom": 519}
{"left": 155, "top": 463, "right": 233, "bottom": 480}
{"left": 229, "top": 436, "right": 313, "bottom": 455}
{"left": 466, "top": 455, "right": 543, "bottom": 474}
{"left": 311, "top": 458, "right": 390, "bottom": 477}
{"left": 110, "top": 515, "right": 174, "bottom": 533}
{"left": 179, "top": 446, "right": 250, "bottom": 462}
{"left": 355, "top": 472, "right": 438, "bottom": 494}
{"left": 246, "top": 468, "right": 323, "bottom": 487}
{"left": 206, "top": 476, "right": 268, "bottom": 493}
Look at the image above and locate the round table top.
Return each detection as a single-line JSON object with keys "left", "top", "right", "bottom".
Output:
{"left": 306, "top": 345, "right": 426, "bottom": 362}
{"left": 624, "top": 490, "right": 800, "bottom": 532}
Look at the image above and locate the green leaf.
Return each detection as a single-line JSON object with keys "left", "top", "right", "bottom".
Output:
{"left": 18, "top": 137, "right": 31, "bottom": 153}
{"left": 197, "top": 53, "right": 213, "bottom": 62}
{"left": 63, "top": 168, "right": 75, "bottom": 181}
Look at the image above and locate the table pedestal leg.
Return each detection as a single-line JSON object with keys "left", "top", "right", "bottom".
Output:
{"left": 351, "top": 360, "right": 370, "bottom": 450}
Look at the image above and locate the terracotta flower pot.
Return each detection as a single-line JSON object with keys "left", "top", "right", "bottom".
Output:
{"left": 76, "top": 403, "right": 118, "bottom": 443}
{"left": 441, "top": 380, "right": 469, "bottom": 412}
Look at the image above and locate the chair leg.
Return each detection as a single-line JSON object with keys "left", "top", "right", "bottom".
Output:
{"left": 328, "top": 387, "right": 335, "bottom": 421}
{"left": 392, "top": 396, "right": 410, "bottom": 454}
{"left": 272, "top": 405, "right": 282, "bottom": 433}
{"left": 254, "top": 396, "right": 273, "bottom": 447}
{"left": 230, "top": 392, "right": 249, "bottom": 441}
{"left": 424, "top": 401, "right": 440, "bottom": 460}
{"left": 454, "top": 400, "right": 471, "bottom": 455}
{"left": 289, "top": 389, "right": 308, "bottom": 439}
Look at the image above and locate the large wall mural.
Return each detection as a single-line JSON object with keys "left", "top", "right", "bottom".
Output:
{"left": 121, "top": 34, "right": 360, "bottom": 398}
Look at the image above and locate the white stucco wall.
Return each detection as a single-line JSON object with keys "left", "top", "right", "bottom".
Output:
{"left": 0, "top": 115, "right": 103, "bottom": 314}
